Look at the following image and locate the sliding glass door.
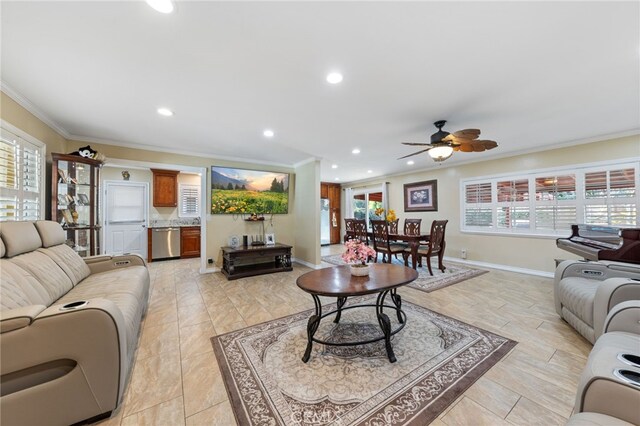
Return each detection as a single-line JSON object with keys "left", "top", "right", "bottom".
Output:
{"left": 352, "top": 191, "right": 384, "bottom": 229}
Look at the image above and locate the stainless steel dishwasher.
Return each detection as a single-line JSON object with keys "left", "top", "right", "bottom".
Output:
{"left": 151, "top": 227, "right": 180, "bottom": 260}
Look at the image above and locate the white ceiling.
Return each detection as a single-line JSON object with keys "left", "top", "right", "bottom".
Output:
{"left": 2, "top": 1, "right": 639, "bottom": 182}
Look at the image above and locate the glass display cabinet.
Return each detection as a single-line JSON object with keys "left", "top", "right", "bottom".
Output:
{"left": 51, "top": 153, "right": 103, "bottom": 256}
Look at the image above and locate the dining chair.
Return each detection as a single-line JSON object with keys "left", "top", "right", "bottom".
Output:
{"left": 388, "top": 219, "right": 399, "bottom": 235}
{"left": 353, "top": 219, "right": 369, "bottom": 245}
{"left": 406, "top": 220, "right": 448, "bottom": 275}
{"left": 371, "top": 220, "right": 405, "bottom": 263}
{"left": 404, "top": 218, "right": 422, "bottom": 236}
{"left": 344, "top": 218, "right": 356, "bottom": 242}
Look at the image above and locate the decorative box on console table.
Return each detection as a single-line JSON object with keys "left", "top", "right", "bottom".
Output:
{"left": 221, "top": 243, "right": 292, "bottom": 280}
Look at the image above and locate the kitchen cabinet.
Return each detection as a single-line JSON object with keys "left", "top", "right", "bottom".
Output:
{"left": 151, "top": 169, "right": 179, "bottom": 207}
{"left": 180, "top": 226, "right": 201, "bottom": 258}
{"left": 51, "top": 153, "right": 103, "bottom": 257}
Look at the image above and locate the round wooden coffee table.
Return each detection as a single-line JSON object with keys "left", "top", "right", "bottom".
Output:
{"left": 296, "top": 263, "right": 418, "bottom": 363}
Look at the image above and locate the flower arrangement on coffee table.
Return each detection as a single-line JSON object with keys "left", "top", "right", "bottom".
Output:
{"left": 342, "top": 239, "right": 376, "bottom": 276}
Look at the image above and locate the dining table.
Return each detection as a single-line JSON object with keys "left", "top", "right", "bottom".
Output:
{"left": 388, "top": 233, "right": 430, "bottom": 270}
{"left": 345, "top": 229, "right": 430, "bottom": 270}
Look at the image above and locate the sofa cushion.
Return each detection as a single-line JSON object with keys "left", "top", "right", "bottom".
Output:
{"left": 0, "top": 237, "right": 5, "bottom": 258}
{"left": 38, "top": 245, "right": 91, "bottom": 286}
{"left": 558, "top": 277, "right": 599, "bottom": 327}
{"left": 0, "top": 222, "right": 42, "bottom": 258}
{"left": 0, "top": 260, "right": 51, "bottom": 311}
{"left": 34, "top": 220, "right": 66, "bottom": 247}
{"left": 9, "top": 251, "right": 73, "bottom": 306}
{"left": 57, "top": 266, "right": 150, "bottom": 363}
{"left": 567, "top": 412, "right": 635, "bottom": 426}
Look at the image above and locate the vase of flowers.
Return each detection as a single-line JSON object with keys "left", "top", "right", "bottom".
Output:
{"left": 374, "top": 208, "right": 397, "bottom": 223}
{"left": 342, "top": 239, "right": 376, "bottom": 276}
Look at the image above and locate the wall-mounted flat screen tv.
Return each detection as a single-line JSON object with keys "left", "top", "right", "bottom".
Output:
{"left": 211, "top": 166, "right": 290, "bottom": 214}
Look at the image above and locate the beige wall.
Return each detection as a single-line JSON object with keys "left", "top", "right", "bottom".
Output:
{"left": 294, "top": 160, "right": 321, "bottom": 265}
{"left": 1, "top": 92, "right": 67, "bottom": 160}
{"left": 344, "top": 134, "right": 640, "bottom": 274}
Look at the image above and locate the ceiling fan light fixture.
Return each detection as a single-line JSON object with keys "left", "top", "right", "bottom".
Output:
{"left": 428, "top": 145, "right": 454, "bottom": 162}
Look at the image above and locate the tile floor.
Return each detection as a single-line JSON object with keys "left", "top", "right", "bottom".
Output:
{"left": 97, "top": 245, "right": 591, "bottom": 425}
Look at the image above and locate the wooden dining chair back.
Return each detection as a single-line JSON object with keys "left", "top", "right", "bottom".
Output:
{"left": 404, "top": 218, "right": 422, "bottom": 236}
{"left": 344, "top": 218, "right": 356, "bottom": 242}
{"left": 352, "top": 219, "right": 369, "bottom": 245}
{"left": 388, "top": 219, "right": 399, "bottom": 235}
{"left": 418, "top": 220, "right": 449, "bottom": 275}
{"left": 371, "top": 220, "right": 405, "bottom": 263}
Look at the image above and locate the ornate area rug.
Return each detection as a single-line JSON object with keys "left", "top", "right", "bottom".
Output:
{"left": 212, "top": 297, "right": 516, "bottom": 426}
{"left": 322, "top": 254, "right": 487, "bottom": 293}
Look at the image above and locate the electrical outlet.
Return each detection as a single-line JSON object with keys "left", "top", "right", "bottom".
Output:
{"left": 207, "top": 258, "right": 213, "bottom": 264}
{"left": 461, "top": 249, "right": 467, "bottom": 259}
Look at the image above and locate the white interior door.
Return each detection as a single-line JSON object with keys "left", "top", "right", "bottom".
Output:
{"left": 104, "top": 181, "right": 148, "bottom": 257}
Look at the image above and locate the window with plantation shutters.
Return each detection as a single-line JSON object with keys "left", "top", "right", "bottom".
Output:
{"left": 179, "top": 184, "right": 200, "bottom": 218}
{"left": 0, "top": 127, "right": 45, "bottom": 221}
{"left": 461, "top": 160, "right": 639, "bottom": 236}
{"left": 464, "top": 183, "right": 492, "bottom": 228}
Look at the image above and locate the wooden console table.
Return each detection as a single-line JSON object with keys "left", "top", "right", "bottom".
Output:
{"left": 221, "top": 243, "right": 293, "bottom": 280}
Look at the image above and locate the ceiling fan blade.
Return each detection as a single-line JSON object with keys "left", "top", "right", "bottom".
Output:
{"left": 402, "top": 142, "right": 432, "bottom": 146}
{"left": 452, "top": 129, "right": 481, "bottom": 140}
{"left": 477, "top": 140, "right": 498, "bottom": 150}
{"left": 458, "top": 144, "right": 474, "bottom": 153}
{"left": 397, "top": 148, "right": 432, "bottom": 159}
{"left": 472, "top": 144, "right": 486, "bottom": 152}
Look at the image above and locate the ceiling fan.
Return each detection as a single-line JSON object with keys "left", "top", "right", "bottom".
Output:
{"left": 399, "top": 120, "right": 498, "bottom": 163}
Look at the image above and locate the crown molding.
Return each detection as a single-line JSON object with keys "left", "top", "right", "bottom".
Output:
{"left": 0, "top": 81, "right": 71, "bottom": 139}
{"left": 67, "top": 134, "right": 298, "bottom": 170}
{"left": 293, "top": 156, "right": 319, "bottom": 168}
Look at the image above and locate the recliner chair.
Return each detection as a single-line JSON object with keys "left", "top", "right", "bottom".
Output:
{"left": 554, "top": 260, "right": 640, "bottom": 343}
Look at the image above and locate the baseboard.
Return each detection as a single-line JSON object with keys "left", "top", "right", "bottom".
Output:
{"left": 292, "top": 257, "right": 323, "bottom": 270}
{"left": 443, "top": 256, "right": 554, "bottom": 278}
{"left": 201, "top": 266, "right": 219, "bottom": 274}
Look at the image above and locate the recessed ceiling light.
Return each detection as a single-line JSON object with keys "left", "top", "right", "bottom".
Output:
{"left": 335, "top": 177, "right": 340, "bottom": 181}
{"left": 263, "top": 129, "right": 275, "bottom": 138}
{"left": 407, "top": 160, "right": 415, "bottom": 165}
{"left": 331, "top": 164, "right": 338, "bottom": 169}
{"left": 326, "top": 72, "right": 343, "bottom": 84}
{"left": 367, "top": 170, "right": 373, "bottom": 173}
{"left": 157, "top": 107, "right": 174, "bottom": 117}
{"left": 146, "top": 0, "right": 174, "bottom": 13}
{"left": 352, "top": 148, "right": 360, "bottom": 154}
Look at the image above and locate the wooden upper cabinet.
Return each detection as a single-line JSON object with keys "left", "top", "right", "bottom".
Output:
{"left": 151, "top": 169, "right": 179, "bottom": 207}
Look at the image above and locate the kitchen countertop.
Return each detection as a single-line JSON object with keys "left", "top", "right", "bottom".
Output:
{"left": 148, "top": 219, "right": 201, "bottom": 229}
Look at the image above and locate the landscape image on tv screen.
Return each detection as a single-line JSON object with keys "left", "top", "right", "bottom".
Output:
{"left": 211, "top": 166, "right": 289, "bottom": 214}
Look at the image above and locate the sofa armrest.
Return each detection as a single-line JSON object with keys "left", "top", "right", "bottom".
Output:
{"left": 603, "top": 300, "right": 640, "bottom": 336}
{"left": 84, "top": 253, "right": 146, "bottom": 275}
{"left": 0, "top": 305, "right": 46, "bottom": 333}
{"left": 593, "top": 278, "right": 640, "bottom": 340}
{"left": 1, "top": 298, "right": 128, "bottom": 417}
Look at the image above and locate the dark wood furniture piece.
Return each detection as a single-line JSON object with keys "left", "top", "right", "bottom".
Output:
{"left": 151, "top": 169, "right": 179, "bottom": 207}
{"left": 296, "top": 264, "right": 418, "bottom": 363}
{"left": 389, "top": 219, "right": 399, "bottom": 234}
{"left": 353, "top": 219, "right": 369, "bottom": 244}
{"left": 51, "top": 153, "right": 103, "bottom": 257}
{"left": 556, "top": 225, "right": 640, "bottom": 264}
{"left": 221, "top": 243, "right": 292, "bottom": 280}
{"left": 180, "top": 226, "right": 201, "bottom": 258}
{"left": 146, "top": 228, "right": 152, "bottom": 263}
{"left": 404, "top": 218, "right": 422, "bottom": 236}
{"left": 344, "top": 218, "right": 356, "bottom": 242}
{"left": 371, "top": 220, "right": 406, "bottom": 263}
{"left": 320, "top": 182, "right": 341, "bottom": 244}
{"left": 405, "top": 220, "right": 448, "bottom": 275}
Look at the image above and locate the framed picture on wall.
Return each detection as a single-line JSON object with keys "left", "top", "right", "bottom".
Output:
{"left": 404, "top": 180, "right": 438, "bottom": 212}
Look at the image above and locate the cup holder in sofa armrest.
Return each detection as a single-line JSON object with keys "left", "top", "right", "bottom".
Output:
{"left": 613, "top": 369, "right": 640, "bottom": 388}
{"left": 618, "top": 353, "right": 640, "bottom": 368}
{"left": 59, "top": 301, "right": 89, "bottom": 311}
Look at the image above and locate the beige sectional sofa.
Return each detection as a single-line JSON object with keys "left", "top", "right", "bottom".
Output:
{"left": 0, "top": 220, "right": 150, "bottom": 426}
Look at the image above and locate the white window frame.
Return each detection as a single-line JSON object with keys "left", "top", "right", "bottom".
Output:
{"left": 0, "top": 121, "right": 46, "bottom": 221}
{"left": 460, "top": 158, "right": 640, "bottom": 238}
{"left": 178, "top": 183, "right": 200, "bottom": 218}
